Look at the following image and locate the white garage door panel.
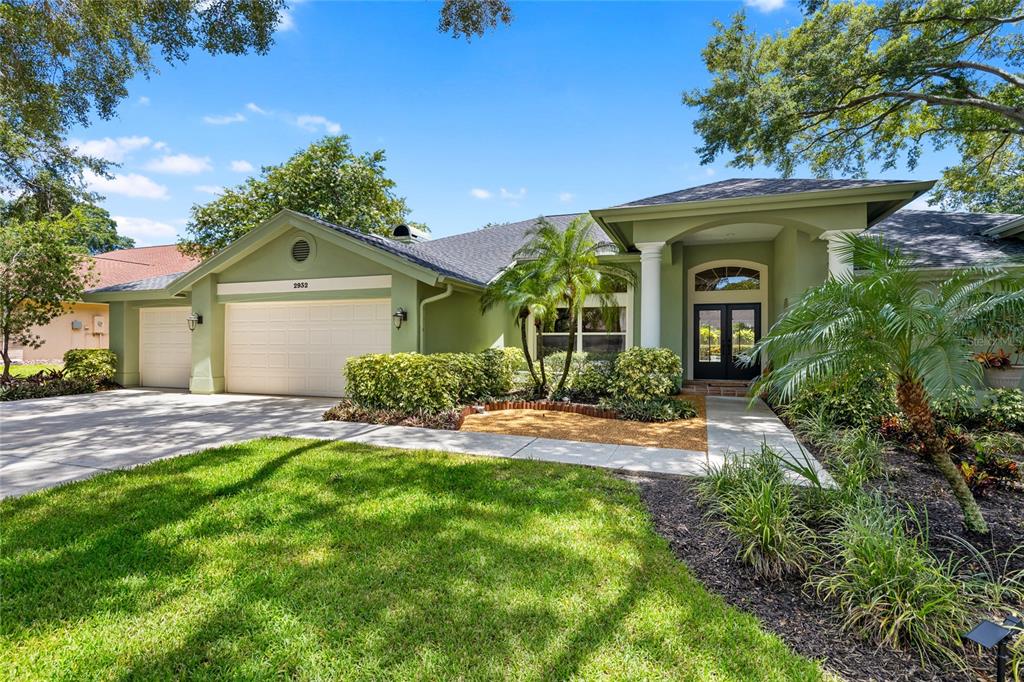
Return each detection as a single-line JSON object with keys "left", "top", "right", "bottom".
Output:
{"left": 225, "top": 300, "right": 390, "bottom": 397}
{"left": 140, "top": 307, "right": 192, "bottom": 388}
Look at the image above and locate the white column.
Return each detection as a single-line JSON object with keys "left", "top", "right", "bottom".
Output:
{"left": 819, "top": 230, "right": 858, "bottom": 280}
{"left": 636, "top": 241, "right": 665, "bottom": 348}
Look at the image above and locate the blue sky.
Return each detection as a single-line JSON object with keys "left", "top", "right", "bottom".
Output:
{"left": 73, "top": 0, "right": 950, "bottom": 246}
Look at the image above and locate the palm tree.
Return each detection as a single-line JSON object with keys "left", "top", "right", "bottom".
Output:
{"left": 480, "top": 263, "right": 557, "bottom": 394}
{"left": 746, "top": 235, "right": 1024, "bottom": 534}
{"left": 513, "top": 216, "right": 636, "bottom": 396}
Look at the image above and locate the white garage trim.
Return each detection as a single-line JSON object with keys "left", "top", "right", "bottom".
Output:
{"left": 217, "top": 275, "right": 391, "bottom": 296}
{"left": 225, "top": 299, "right": 391, "bottom": 397}
{"left": 139, "top": 307, "right": 192, "bottom": 389}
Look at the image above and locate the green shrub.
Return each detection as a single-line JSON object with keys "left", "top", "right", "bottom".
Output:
{"left": 478, "top": 347, "right": 522, "bottom": 397}
{"left": 982, "top": 388, "right": 1024, "bottom": 432}
{"left": 542, "top": 352, "right": 615, "bottom": 403}
{"left": 610, "top": 348, "right": 681, "bottom": 402}
{"left": 345, "top": 350, "right": 520, "bottom": 413}
{"left": 935, "top": 387, "right": 1024, "bottom": 433}
{"left": 0, "top": 369, "right": 97, "bottom": 401}
{"left": 602, "top": 397, "right": 697, "bottom": 422}
{"left": 62, "top": 349, "right": 118, "bottom": 383}
{"left": 697, "top": 445, "right": 818, "bottom": 580}
{"left": 933, "top": 385, "right": 981, "bottom": 427}
{"left": 812, "top": 497, "right": 973, "bottom": 666}
{"left": 784, "top": 363, "right": 897, "bottom": 428}
{"left": 323, "top": 399, "right": 461, "bottom": 430}
{"left": 345, "top": 354, "right": 462, "bottom": 412}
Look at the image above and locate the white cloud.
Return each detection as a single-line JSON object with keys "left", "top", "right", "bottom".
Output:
{"left": 152, "top": 141, "right": 169, "bottom": 151}
{"left": 558, "top": 192, "right": 575, "bottom": 204}
{"left": 470, "top": 188, "right": 492, "bottom": 200}
{"left": 230, "top": 159, "right": 254, "bottom": 173}
{"left": 73, "top": 136, "right": 152, "bottom": 162}
{"left": 194, "top": 185, "right": 224, "bottom": 195}
{"left": 295, "top": 114, "right": 341, "bottom": 134}
{"left": 745, "top": 0, "right": 786, "bottom": 11}
{"left": 137, "top": 96, "right": 150, "bottom": 106}
{"left": 85, "top": 170, "right": 168, "bottom": 199}
{"left": 500, "top": 187, "right": 527, "bottom": 201}
{"left": 145, "top": 153, "right": 213, "bottom": 175}
{"left": 246, "top": 102, "right": 269, "bottom": 115}
{"left": 277, "top": 8, "right": 296, "bottom": 31}
{"left": 202, "top": 112, "right": 246, "bottom": 125}
{"left": 112, "top": 216, "right": 179, "bottom": 246}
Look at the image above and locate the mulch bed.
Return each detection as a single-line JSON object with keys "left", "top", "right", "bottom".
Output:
{"left": 625, "top": 429, "right": 1023, "bottom": 681}
{"left": 628, "top": 473, "right": 961, "bottom": 681}
{"left": 459, "top": 395, "right": 708, "bottom": 451}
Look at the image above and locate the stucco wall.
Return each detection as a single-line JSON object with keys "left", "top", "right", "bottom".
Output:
{"left": 10, "top": 302, "right": 109, "bottom": 363}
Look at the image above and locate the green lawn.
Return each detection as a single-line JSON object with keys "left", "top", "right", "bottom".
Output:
{"left": 1, "top": 438, "right": 822, "bottom": 680}
{"left": 7, "top": 364, "right": 59, "bottom": 377}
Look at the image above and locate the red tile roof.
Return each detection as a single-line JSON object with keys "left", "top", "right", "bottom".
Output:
{"left": 88, "top": 245, "right": 201, "bottom": 289}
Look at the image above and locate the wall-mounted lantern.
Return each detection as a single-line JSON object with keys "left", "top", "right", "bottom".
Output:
{"left": 392, "top": 308, "right": 408, "bottom": 330}
{"left": 186, "top": 312, "right": 203, "bottom": 332}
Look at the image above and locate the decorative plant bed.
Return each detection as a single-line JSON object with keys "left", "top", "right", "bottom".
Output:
{"left": 462, "top": 400, "right": 620, "bottom": 421}
{"left": 984, "top": 364, "right": 1024, "bottom": 389}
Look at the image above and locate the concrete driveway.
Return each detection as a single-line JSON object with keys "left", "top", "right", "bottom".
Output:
{"left": 0, "top": 389, "right": 343, "bottom": 498}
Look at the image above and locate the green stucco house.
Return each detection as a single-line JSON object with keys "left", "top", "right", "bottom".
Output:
{"left": 85, "top": 178, "right": 1024, "bottom": 397}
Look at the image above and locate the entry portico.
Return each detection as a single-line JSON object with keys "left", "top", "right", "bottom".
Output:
{"left": 590, "top": 178, "right": 933, "bottom": 379}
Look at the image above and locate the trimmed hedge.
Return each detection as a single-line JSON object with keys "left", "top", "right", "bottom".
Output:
{"left": 345, "top": 348, "right": 522, "bottom": 413}
{"left": 610, "top": 348, "right": 681, "bottom": 402}
{"left": 63, "top": 349, "right": 118, "bottom": 383}
{"left": 784, "top": 363, "right": 898, "bottom": 428}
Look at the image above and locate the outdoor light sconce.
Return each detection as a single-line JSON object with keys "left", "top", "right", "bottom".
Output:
{"left": 392, "top": 308, "right": 408, "bottom": 329}
{"left": 964, "top": 615, "right": 1022, "bottom": 682}
{"left": 186, "top": 312, "right": 203, "bottom": 332}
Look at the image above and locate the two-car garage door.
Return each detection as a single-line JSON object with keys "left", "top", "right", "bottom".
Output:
{"left": 225, "top": 300, "right": 391, "bottom": 397}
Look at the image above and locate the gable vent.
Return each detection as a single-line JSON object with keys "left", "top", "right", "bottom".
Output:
{"left": 291, "top": 239, "right": 311, "bottom": 263}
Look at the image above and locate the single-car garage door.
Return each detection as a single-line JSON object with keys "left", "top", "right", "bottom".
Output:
{"left": 140, "top": 307, "right": 193, "bottom": 388}
{"left": 225, "top": 300, "right": 391, "bottom": 397}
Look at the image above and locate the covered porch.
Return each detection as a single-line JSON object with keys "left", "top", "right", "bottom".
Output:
{"left": 591, "top": 179, "right": 933, "bottom": 381}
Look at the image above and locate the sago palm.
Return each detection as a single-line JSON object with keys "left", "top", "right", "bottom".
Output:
{"left": 514, "top": 216, "right": 636, "bottom": 396}
{"left": 746, "top": 235, "right": 1024, "bottom": 534}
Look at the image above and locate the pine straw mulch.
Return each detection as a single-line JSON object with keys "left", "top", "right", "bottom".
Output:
{"left": 458, "top": 395, "right": 707, "bottom": 451}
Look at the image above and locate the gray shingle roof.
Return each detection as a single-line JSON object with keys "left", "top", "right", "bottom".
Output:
{"left": 866, "top": 210, "right": 1024, "bottom": 268}
{"left": 411, "top": 213, "right": 614, "bottom": 285}
{"left": 87, "top": 272, "right": 189, "bottom": 293}
{"left": 615, "top": 178, "right": 921, "bottom": 208}
{"left": 298, "top": 214, "right": 480, "bottom": 285}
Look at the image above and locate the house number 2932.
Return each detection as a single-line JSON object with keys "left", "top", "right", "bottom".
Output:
{"left": 293, "top": 281, "right": 309, "bottom": 289}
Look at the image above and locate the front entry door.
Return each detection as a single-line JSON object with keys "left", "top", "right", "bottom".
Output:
{"left": 693, "top": 304, "right": 761, "bottom": 380}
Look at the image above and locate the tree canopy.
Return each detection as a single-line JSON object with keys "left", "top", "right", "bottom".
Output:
{"left": 0, "top": 212, "right": 94, "bottom": 380}
{"left": 1, "top": 0, "right": 512, "bottom": 204}
{"left": 684, "top": 0, "right": 1024, "bottom": 213}
{"left": 179, "top": 136, "right": 413, "bottom": 258}
{"left": 0, "top": 0, "right": 286, "bottom": 200}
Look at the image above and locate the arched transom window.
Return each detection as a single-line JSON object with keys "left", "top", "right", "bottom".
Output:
{"left": 694, "top": 266, "right": 761, "bottom": 292}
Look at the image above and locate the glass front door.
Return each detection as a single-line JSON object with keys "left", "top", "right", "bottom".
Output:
{"left": 693, "top": 303, "right": 761, "bottom": 380}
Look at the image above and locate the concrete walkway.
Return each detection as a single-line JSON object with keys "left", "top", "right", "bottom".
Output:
{"left": 1, "top": 389, "right": 820, "bottom": 498}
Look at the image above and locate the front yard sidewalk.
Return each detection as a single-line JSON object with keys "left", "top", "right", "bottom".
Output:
{"left": 1, "top": 389, "right": 826, "bottom": 498}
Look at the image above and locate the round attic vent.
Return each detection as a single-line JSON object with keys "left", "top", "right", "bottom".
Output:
{"left": 291, "top": 238, "right": 311, "bottom": 263}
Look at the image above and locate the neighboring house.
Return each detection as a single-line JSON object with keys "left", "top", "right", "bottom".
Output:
{"left": 84, "top": 178, "right": 1024, "bottom": 396}
{"left": 12, "top": 245, "right": 200, "bottom": 363}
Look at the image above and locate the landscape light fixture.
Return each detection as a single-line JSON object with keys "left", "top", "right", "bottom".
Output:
{"left": 186, "top": 312, "right": 203, "bottom": 332}
{"left": 963, "top": 615, "right": 1022, "bottom": 682}
{"left": 392, "top": 308, "right": 408, "bottom": 329}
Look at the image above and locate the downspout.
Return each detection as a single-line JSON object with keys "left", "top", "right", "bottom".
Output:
{"left": 418, "top": 283, "right": 454, "bottom": 353}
